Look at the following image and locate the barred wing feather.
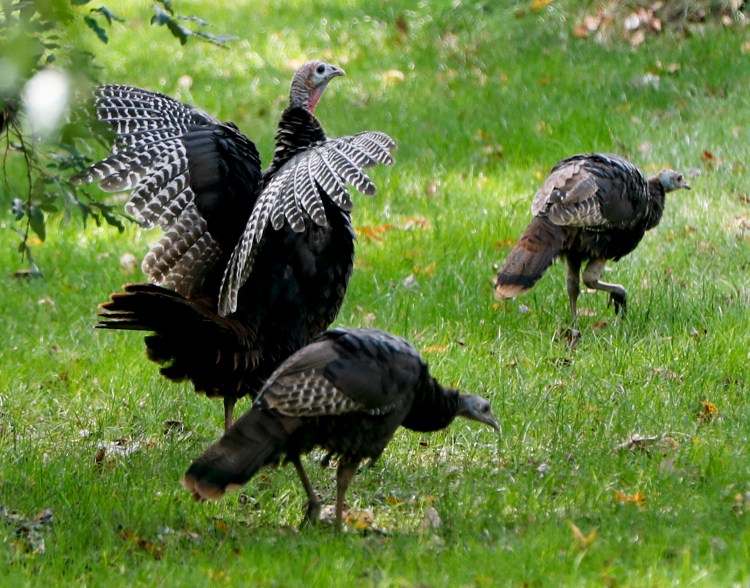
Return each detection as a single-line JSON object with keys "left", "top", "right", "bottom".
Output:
{"left": 73, "top": 85, "right": 262, "bottom": 299}
{"left": 218, "top": 130, "right": 396, "bottom": 316}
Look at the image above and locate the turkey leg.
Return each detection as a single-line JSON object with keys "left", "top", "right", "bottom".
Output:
{"left": 565, "top": 257, "right": 582, "bottom": 322}
{"left": 582, "top": 258, "right": 627, "bottom": 316}
{"left": 290, "top": 455, "right": 321, "bottom": 526}
{"left": 223, "top": 397, "right": 236, "bottom": 432}
{"left": 335, "top": 459, "right": 360, "bottom": 532}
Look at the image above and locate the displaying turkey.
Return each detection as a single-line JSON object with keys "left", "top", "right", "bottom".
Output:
{"left": 74, "top": 61, "right": 396, "bottom": 430}
{"left": 493, "top": 153, "right": 690, "bottom": 322}
{"left": 183, "top": 327, "right": 500, "bottom": 530}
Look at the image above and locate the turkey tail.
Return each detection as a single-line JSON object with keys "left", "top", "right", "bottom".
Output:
{"left": 97, "top": 283, "right": 256, "bottom": 393}
{"left": 494, "top": 217, "right": 566, "bottom": 300}
{"left": 183, "top": 410, "right": 299, "bottom": 500}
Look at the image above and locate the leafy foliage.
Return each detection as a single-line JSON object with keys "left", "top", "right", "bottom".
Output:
{"left": 0, "top": 0, "right": 234, "bottom": 274}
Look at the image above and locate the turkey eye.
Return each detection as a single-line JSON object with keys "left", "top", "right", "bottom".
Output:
{"left": 676, "top": 175, "right": 683, "bottom": 182}
{"left": 316, "top": 64, "right": 325, "bottom": 74}
{"left": 482, "top": 405, "right": 489, "bottom": 413}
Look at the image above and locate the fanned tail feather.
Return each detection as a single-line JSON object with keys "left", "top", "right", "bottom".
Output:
{"left": 97, "top": 284, "right": 256, "bottom": 394}
{"left": 494, "top": 217, "right": 566, "bottom": 300}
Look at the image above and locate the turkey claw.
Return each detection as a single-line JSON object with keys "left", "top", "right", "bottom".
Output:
{"left": 301, "top": 500, "right": 321, "bottom": 527}
{"left": 609, "top": 292, "right": 627, "bottom": 317}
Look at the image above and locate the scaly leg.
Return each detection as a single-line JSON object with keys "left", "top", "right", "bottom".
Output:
{"left": 335, "top": 460, "right": 360, "bottom": 533}
{"left": 290, "top": 455, "right": 321, "bottom": 526}
{"left": 566, "top": 257, "right": 582, "bottom": 324}
{"left": 582, "top": 258, "right": 627, "bottom": 317}
{"left": 223, "top": 397, "right": 236, "bottom": 432}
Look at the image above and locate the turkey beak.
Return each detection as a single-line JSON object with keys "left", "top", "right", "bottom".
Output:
{"left": 475, "top": 409, "right": 501, "bottom": 436}
{"left": 681, "top": 182, "right": 691, "bottom": 190}
{"left": 330, "top": 66, "right": 345, "bottom": 79}
{"left": 485, "top": 414, "right": 502, "bottom": 436}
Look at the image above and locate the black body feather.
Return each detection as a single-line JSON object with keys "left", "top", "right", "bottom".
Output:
{"left": 183, "top": 328, "right": 499, "bottom": 529}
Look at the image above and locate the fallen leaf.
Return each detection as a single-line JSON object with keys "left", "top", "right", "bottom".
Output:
{"left": 424, "top": 181, "right": 439, "bottom": 197}
{"left": 423, "top": 344, "right": 450, "bottom": 354}
{"left": 698, "top": 400, "right": 719, "bottom": 423}
{"left": 531, "top": 0, "right": 553, "bottom": 10}
{"left": 381, "top": 69, "right": 406, "bottom": 85}
{"left": 400, "top": 216, "right": 431, "bottom": 230}
{"left": 494, "top": 237, "right": 516, "bottom": 248}
{"left": 395, "top": 15, "right": 409, "bottom": 37}
{"left": 614, "top": 490, "right": 646, "bottom": 506}
{"left": 413, "top": 262, "right": 437, "bottom": 277}
{"left": 568, "top": 521, "right": 596, "bottom": 549}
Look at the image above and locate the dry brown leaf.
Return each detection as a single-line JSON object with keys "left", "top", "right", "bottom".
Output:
{"left": 356, "top": 224, "right": 393, "bottom": 243}
{"left": 344, "top": 509, "right": 375, "bottom": 531}
{"left": 401, "top": 216, "right": 431, "bottom": 230}
{"left": 413, "top": 262, "right": 437, "bottom": 277}
{"left": 381, "top": 69, "right": 405, "bottom": 85}
{"left": 395, "top": 15, "right": 409, "bottom": 37}
{"left": 423, "top": 344, "right": 450, "bottom": 354}
{"left": 424, "top": 180, "right": 439, "bottom": 197}
{"left": 531, "top": 0, "right": 553, "bottom": 11}
{"left": 494, "top": 237, "right": 516, "bottom": 248}
{"left": 573, "top": 23, "right": 591, "bottom": 38}
{"left": 568, "top": 521, "right": 596, "bottom": 549}
{"left": 614, "top": 490, "right": 646, "bottom": 506}
{"left": 698, "top": 400, "right": 719, "bottom": 423}
{"left": 629, "top": 29, "right": 646, "bottom": 47}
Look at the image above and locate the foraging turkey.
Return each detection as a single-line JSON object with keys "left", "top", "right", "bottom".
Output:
{"left": 183, "top": 327, "right": 500, "bottom": 530}
{"left": 74, "top": 61, "right": 396, "bottom": 430}
{"left": 493, "top": 153, "right": 690, "bottom": 322}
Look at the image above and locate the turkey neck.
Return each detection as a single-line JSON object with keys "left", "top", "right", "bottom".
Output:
{"left": 401, "top": 376, "right": 460, "bottom": 433}
{"left": 643, "top": 178, "right": 667, "bottom": 231}
{"left": 265, "top": 107, "right": 326, "bottom": 177}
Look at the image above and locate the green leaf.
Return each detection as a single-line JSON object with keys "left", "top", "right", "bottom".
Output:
{"left": 92, "top": 6, "right": 124, "bottom": 25}
{"left": 150, "top": 5, "right": 172, "bottom": 26}
{"left": 166, "top": 19, "right": 191, "bottom": 44}
{"left": 178, "top": 14, "right": 209, "bottom": 27}
{"left": 193, "top": 31, "right": 238, "bottom": 46}
{"left": 28, "top": 206, "right": 46, "bottom": 242}
{"left": 154, "top": 0, "right": 175, "bottom": 15}
{"left": 84, "top": 15, "right": 109, "bottom": 44}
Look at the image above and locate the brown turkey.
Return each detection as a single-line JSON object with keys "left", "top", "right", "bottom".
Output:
{"left": 183, "top": 327, "right": 500, "bottom": 530}
{"left": 74, "top": 61, "right": 396, "bottom": 430}
{"left": 493, "top": 153, "right": 690, "bottom": 322}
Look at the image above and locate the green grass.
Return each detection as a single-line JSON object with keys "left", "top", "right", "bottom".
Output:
{"left": 2, "top": 0, "right": 750, "bottom": 585}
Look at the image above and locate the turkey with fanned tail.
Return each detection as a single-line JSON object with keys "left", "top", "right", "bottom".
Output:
{"left": 74, "top": 61, "right": 396, "bottom": 430}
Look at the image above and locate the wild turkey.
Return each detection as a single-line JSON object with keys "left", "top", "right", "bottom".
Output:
{"left": 74, "top": 61, "right": 396, "bottom": 430}
{"left": 493, "top": 153, "right": 690, "bottom": 322}
{"left": 183, "top": 327, "right": 500, "bottom": 530}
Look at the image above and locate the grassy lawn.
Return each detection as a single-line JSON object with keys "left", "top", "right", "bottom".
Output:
{"left": 1, "top": 0, "right": 750, "bottom": 585}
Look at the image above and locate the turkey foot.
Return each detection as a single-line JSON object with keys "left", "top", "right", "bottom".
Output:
{"left": 608, "top": 290, "right": 627, "bottom": 317}
{"left": 301, "top": 499, "right": 322, "bottom": 527}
